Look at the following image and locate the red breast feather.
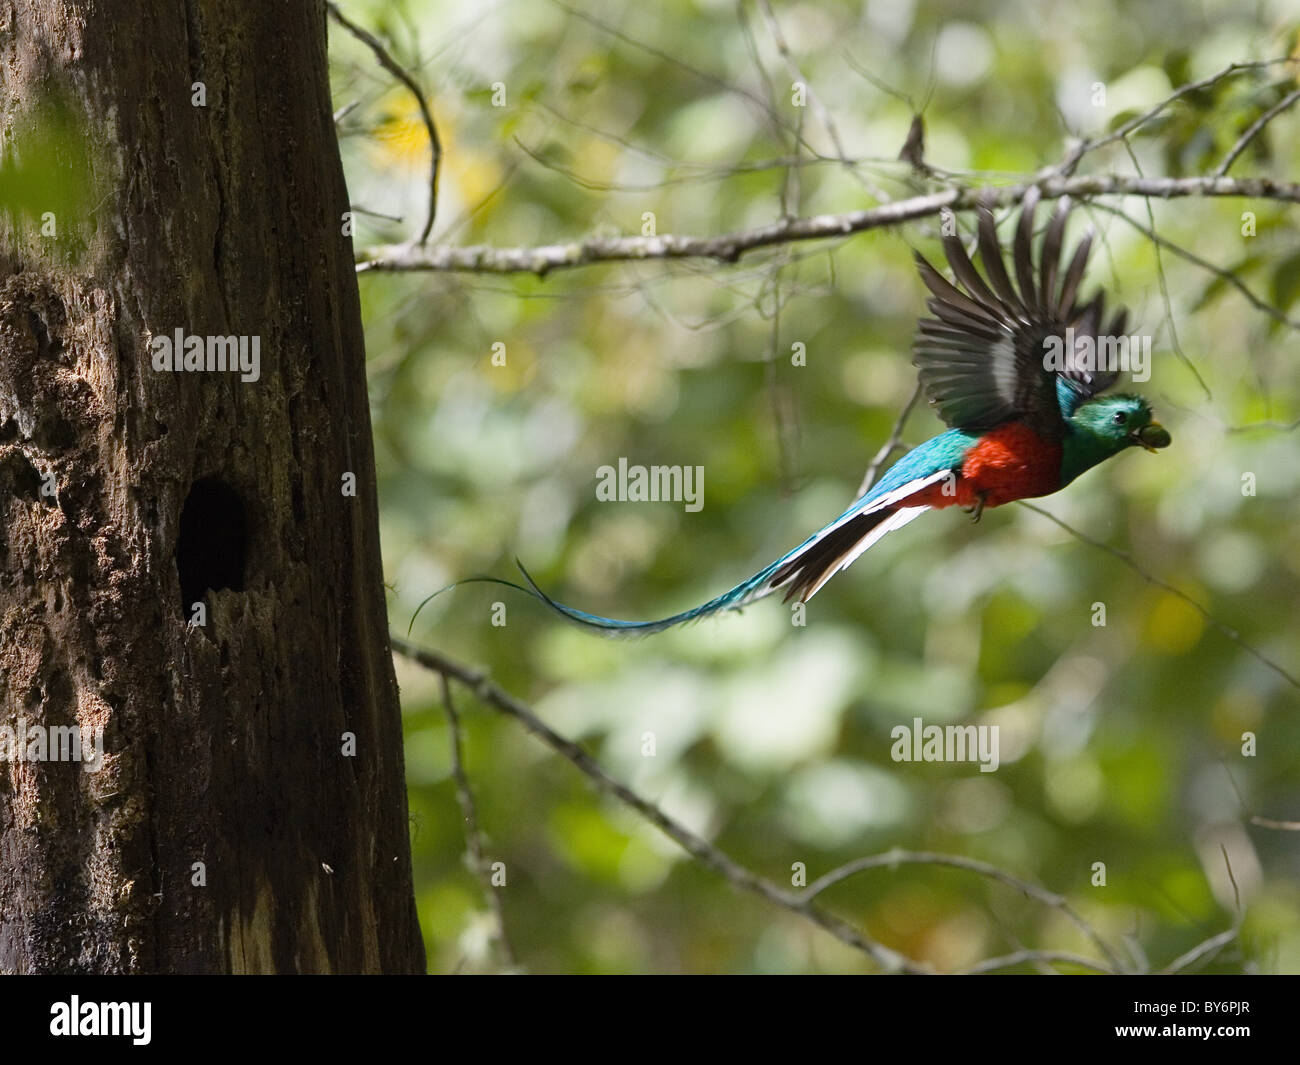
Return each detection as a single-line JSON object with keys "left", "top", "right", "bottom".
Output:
{"left": 904, "top": 422, "right": 1064, "bottom": 510}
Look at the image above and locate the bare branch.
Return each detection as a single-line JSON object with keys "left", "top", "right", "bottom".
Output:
{"left": 356, "top": 174, "right": 1300, "bottom": 276}
{"left": 1216, "top": 86, "right": 1300, "bottom": 177}
{"left": 439, "top": 673, "right": 517, "bottom": 970}
{"left": 391, "top": 636, "right": 928, "bottom": 973}
{"left": 394, "top": 642, "right": 1250, "bottom": 976}
{"left": 802, "top": 849, "right": 1128, "bottom": 972}
{"left": 328, "top": 1, "right": 442, "bottom": 244}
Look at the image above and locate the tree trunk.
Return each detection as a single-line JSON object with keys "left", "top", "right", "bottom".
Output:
{"left": 0, "top": 0, "right": 424, "bottom": 973}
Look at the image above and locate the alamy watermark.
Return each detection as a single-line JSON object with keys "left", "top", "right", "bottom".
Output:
{"left": 1043, "top": 328, "right": 1151, "bottom": 383}
{"left": 50, "top": 997, "right": 150, "bottom": 1045}
{"left": 891, "top": 717, "right": 1000, "bottom": 772}
{"left": 595, "top": 457, "right": 704, "bottom": 513}
{"left": 0, "top": 718, "right": 106, "bottom": 773}
{"left": 150, "top": 328, "right": 261, "bottom": 382}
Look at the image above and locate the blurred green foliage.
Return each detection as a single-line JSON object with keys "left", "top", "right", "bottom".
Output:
{"left": 0, "top": 93, "right": 99, "bottom": 263}
{"left": 331, "top": 0, "right": 1300, "bottom": 973}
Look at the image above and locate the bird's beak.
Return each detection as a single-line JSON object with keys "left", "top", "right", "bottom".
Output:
{"left": 1131, "top": 421, "right": 1170, "bottom": 452}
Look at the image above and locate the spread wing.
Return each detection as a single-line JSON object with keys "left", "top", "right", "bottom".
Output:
{"left": 911, "top": 188, "right": 1130, "bottom": 440}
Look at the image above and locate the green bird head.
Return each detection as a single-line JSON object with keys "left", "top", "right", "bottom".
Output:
{"left": 1059, "top": 393, "right": 1170, "bottom": 485}
{"left": 1072, "top": 393, "right": 1170, "bottom": 451}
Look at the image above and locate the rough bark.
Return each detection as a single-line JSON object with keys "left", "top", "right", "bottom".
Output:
{"left": 0, "top": 0, "right": 424, "bottom": 972}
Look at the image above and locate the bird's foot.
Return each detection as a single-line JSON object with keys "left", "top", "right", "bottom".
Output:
{"left": 967, "top": 492, "right": 988, "bottom": 524}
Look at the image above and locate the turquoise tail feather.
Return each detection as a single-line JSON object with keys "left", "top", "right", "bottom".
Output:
{"left": 413, "top": 442, "right": 966, "bottom": 637}
{"left": 407, "top": 555, "right": 798, "bottom": 638}
{"left": 417, "top": 502, "right": 902, "bottom": 637}
{"left": 510, "top": 554, "right": 798, "bottom": 636}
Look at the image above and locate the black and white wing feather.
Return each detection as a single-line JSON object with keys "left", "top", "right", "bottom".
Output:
{"left": 912, "top": 188, "right": 1130, "bottom": 438}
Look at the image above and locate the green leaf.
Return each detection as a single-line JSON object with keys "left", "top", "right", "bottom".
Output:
{"left": 1269, "top": 250, "right": 1300, "bottom": 310}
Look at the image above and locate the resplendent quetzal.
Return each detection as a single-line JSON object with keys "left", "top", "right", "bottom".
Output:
{"left": 435, "top": 189, "right": 1170, "bottom": 635}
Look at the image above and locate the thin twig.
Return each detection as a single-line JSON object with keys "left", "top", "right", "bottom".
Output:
{"left": 356, "top": 174, "right": 1300, "bottom": 276}
{"left": 856, "top": 383, "right": 922, "bottom": 498}
{"left": 763, "top": 260, "right": 802, "bottom": 492}
{"left": 734, "top": 0, "right": 796, "bottom": 219}
{"left": 1120, "top": 140, "right": 1210, "bottom": 398}
{"left": 549, "top": 0, "right": 813, "bottom": 155}
{"left": 349, "top": 204, "right": 404, "bottom": 223}
{"left": 1225, "top": 416, "right": 1300, "bottom": 434}
{"left": 1019, "top": 502, "right": 1300, "bottom": 692}
{"left": 1045, "top": 58, "right": 1297, "bottom": 178}
{"left": 391, "top": 636, "right": 927, "bottom": 973}
{"left": 1088, "top": 199, "right": 1300, "bottom": 333}
{"left": 439, "top": 673, "right": 517, "bottom": 970}
{"left": 801, "top": 849, "right": 1128, "bottom": 972}
{"left": 328, "top": 1, "right": 442, "bottom": 244}
{"left": 1218, "top": 764, "right": 1300, "bottom": 834}
{"left": 1161, "top": 927, "right": 1239, "bottom": 974}
{"left": 1221, "top": 843, "right": 1241, "bottom": 913}
{"left": 1215, "top": 86, "right": 1300, "bottom": 177}
{"left": 754, "top": 0, "right": 892, "bottom": 204}
{"left": 1249, "top": 815, "right": 1300, "bottom": 831}
{"left": 958, "top": 949, "right": 1115, "bottom": 975}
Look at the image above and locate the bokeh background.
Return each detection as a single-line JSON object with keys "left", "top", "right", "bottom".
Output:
{"left": 328, "top": 0, "right": 1300, "bottom": 973}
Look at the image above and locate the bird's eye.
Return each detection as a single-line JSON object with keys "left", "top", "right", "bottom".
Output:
{"left": 1113, "top": 411, "right": 1127, "bottom": 425}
